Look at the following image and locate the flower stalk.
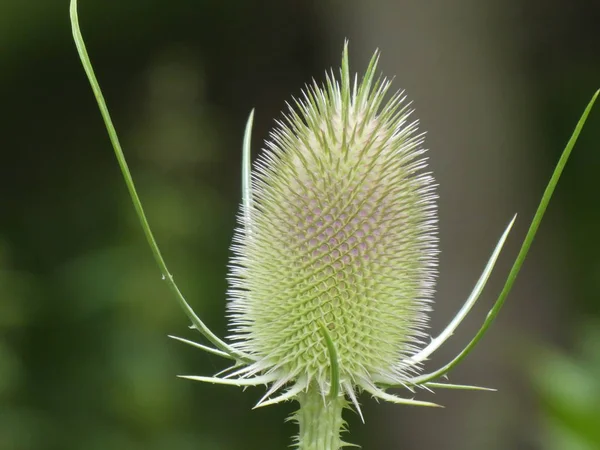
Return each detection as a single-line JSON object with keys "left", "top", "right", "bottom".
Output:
{"left": 295, "top": 386, "right": 349, "bottom": 450}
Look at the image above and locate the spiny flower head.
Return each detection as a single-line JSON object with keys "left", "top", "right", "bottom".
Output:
{"left": 227, "top": 43, "right": 438, "bottom": 401}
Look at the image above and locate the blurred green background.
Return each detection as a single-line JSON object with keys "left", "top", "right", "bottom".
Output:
{"left": 0, "top": 0, "right": 599, "bottom": 449}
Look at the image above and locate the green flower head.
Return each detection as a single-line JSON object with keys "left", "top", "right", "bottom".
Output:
{"left": 173, "top": 44, "right": 519, "bottom": 415}
{"left": 227, "top": 43, "right": 438, "bottom": 407}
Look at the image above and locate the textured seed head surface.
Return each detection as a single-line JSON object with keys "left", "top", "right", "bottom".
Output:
{"left": 228, "top": 46, "right": 438, "bottom": 394}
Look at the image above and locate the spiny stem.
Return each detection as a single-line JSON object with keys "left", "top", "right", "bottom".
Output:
{"left": 295, "top": 385, "right": 349, "bottom": 450}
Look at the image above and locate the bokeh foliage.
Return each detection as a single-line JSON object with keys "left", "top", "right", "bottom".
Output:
{"left": 532, "top": 321, "right": 600, "bottom": 450}
{"left": 1, "top": 0, "right": 599, "bottom": 449}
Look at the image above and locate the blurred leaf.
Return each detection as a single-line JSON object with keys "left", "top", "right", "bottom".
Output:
{"left": 532, "top": 321, "right": 600, "bottom": 449}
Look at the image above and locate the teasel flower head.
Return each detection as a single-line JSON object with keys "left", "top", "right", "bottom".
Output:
{"left": 172, "top": 43, "right": 520, "bottom": 422}
{"left": 227, "top": 42, "right": 438, "bottom": 407}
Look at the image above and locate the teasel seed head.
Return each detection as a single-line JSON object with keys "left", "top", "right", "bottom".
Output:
{"left": 227, "top": 42, "right": 438, "bottom": 401}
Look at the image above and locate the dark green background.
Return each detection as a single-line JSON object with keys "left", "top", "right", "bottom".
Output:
{"left": 1, "top": 0, "right": 599, "bottom": 449}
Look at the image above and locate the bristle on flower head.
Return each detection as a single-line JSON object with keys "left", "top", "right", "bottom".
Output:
{"left": 227, "top": 42, "right": 438, "bottom": 396}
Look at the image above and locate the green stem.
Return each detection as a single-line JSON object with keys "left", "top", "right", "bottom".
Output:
{"left": 295, "top": 385, "right": 348, "bottom": 450}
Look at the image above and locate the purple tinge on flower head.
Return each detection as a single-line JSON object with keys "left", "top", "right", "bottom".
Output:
{"left": 227, "top": 44, "right": 438, "bottom": 398}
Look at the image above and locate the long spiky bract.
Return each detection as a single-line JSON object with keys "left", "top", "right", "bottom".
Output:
{"left": 410, "top": 87, "right": 600, "bottom": 385}
{"left": 69, "top": 0, "right": 252, "bottom": 363}
{"left": 69, "top": 0, "right": 598, "bottom": 447}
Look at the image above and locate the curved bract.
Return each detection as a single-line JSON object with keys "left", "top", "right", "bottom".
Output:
{"left": 69, "top": 0, "right": 598, "bottom": 447}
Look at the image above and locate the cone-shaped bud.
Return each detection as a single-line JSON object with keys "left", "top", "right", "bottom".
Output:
{"left": 228, "top": 44, "right": 438, "bottom": 396}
